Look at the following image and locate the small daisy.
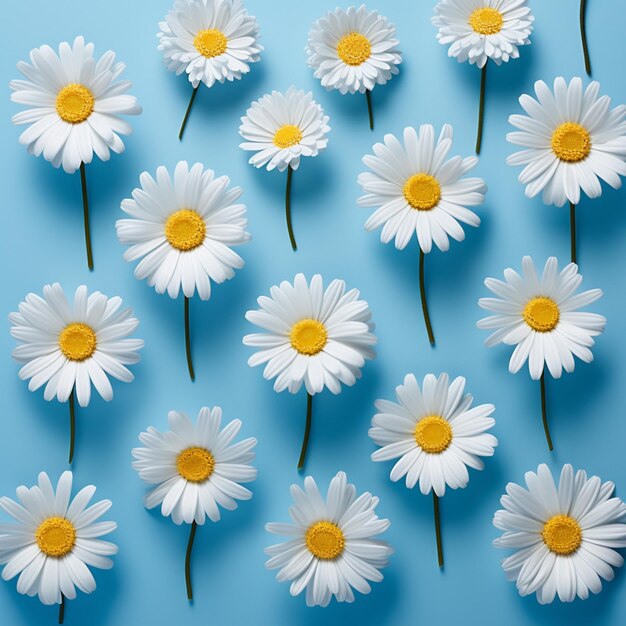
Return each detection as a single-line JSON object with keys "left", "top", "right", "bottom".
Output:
{"left": 306, "top": 5, "right": 402, "bottom": 129}
{"left": 358, "top": 124, "right": 486, "bottom": 345}
{"left": 370, "top": 373, "right": 497, "bottom": 566}
{"left": 158, "top": 0, "right": 262, "bottom": 139}
{"left": 10, "top": 36, "right": 141, "bottom": 269}
{"left": 243, "top": 273, "right": 376, "bottom": 469}
{"left": 477, "top": 256, "right": 605, "bottom": 449}
{"left": 507, "top": 77, "right": 626, "bottom": 263}
{"left": 117, "top": 161, "right": 249, "bottom": 380}
{"left": 432, "top": 0, "right": 534, "bottom": 153}
{"left": 239, "top": 87, "right": 330, "bottom": 250}
{"left": 0, "top": 471, "right": 117, "bottom": 622}
{"left": 132, "top": 407, "right": 257, "bottom": 600}
{"left": 494, "top": 463, "right": 626, "bottom": 604}
{"left": 265, "top": 471, "right": 392, "bottom": 607}
{"left": 9, "top": 284, "right": 143, "bottom": 463}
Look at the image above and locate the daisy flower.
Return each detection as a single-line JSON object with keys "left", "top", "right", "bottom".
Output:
{"left": 158, "top": 0, "right": 262, "bottom": 139}
{"left": 306, "top": 5, "right": 402, "bottom": 129}
{"left": 358, "top": 124, "right": 486, "bottom": 345}
{"left": 477, "top": 256, "right": 605, "bottom": 450}
{"left": 507, "top": 77, "right": 626, "bottom": 263}
{"left": 0, "top": 471, "right": 117, "bottom": 622}
{"left": 494, "top": 463, "right": 626, "bottom": 604}
{"left": 239, "top": 87, "right": 330, "bottom": 250}
{"left": 116, "top": 161, "right": 249, "bottom": 380}
{"left": 432, "top": 0, "right": 534, "bottom": 153}
{"left": 132, "top": 407, "right": 257, "bottom": 600}
{"left": 369, "top": 373, "right": 497, "bottom": 566}
{"left": 243, "top": 273, "right": 376, "bottom": 469}
{"left": 10, "top": 35, "right": 142, "bottom": 269}
{"left": 9, "top": 283, "right": 143, "bottom": 463}
{"left": 265, "top": 471, "right": 392, "bottom": 607}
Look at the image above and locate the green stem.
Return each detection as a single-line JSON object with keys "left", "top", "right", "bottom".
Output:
{"left": 80, "top": 163, "right": 93, "bottom": 271}
{"left": 58, "top": 595, "right": 65, "bottom": 624}
{"left": 185, "top": 521, "right": 197, "bottom": 601}
{"left": 365, "top": 89, "right": 374, "bottom": 130}
{"left": 179, "top": 85, "right": 199, "bottom": 141}
{"left": 184, "top": 297, "right": 195, "bottom": 381}
{"left": 419, "top": 250, "right": 435, "bottom": 346}
{"left": 297, "top": 393, "right": 313, "bottom": 471}
{"left": 580, "top": 0, "right": 591, "bottom": 75}
{"left": 540, "top": 373, "right": 554, "bottom": 451}
{"left": 285, "top": 166, "right": 297, "bottom": 251}
{"left": 433, "top": 493, "right": 444, "bottom": 568}
{"left": 570, "top": 202, "right": 577, "bottom": 264}
{"left": 68, "top": 390, "right": 76, "bottom": 464}
{"left": 476, "top": 61, "right": 487, "bottom": 154}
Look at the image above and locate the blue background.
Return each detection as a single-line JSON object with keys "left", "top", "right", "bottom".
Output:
{"left": 2, "top": 1, "right": 626, "bottom": 624}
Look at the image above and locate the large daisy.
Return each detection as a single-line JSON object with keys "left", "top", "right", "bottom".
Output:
{"left": 132, "top": 407, "right": 257, "bottom": 600}
{"left": 265, "top": 471, "right": 392, "bottom": 607}
{"left": 358, "top": 124, "right": 486, "bottom": 345}
{"left": 243, "top": 273, "right": 376, "bottom": 469}
{"left": 9, "top": 283, "right": 143, "bottom": 463}
{"left": 116, "top": 161, "right": 249, "bottom": 380}
{"left": 0, "top": 471, "right": 117, "bottom": 622}
{"left": 369, "top": 373, "right": 497, "bottom": 566}
{"left": 432, "top": 0, "right": 534, "bottom": 153}
{"left": 507, "top": 77, "right": 626, "bottom": 263}
{"left": 477, "top": 256, "right": 605, "bottom": 449}
{"left": 10, "top": 36, "right": 142, "bottom": 269}
{"left": 494, "top": 463, "right": 626, "bottom": 604}
{"left": 306, "top": 5, "right": 402, "bottom": 129}
{"left": 158, "top": 0, "right": 262, "bottom": 139}
{"left": 239, "top": 87, "right": 330, "bottom": 250}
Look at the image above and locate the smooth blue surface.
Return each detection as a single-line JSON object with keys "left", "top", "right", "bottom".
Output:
{"left": 2, "top": 1, "right": 626, "bottom": 624}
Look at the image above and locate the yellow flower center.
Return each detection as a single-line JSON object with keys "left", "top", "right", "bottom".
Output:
{"left": 36, "top": 517, "right": 76, "bottom": 557}
{"left": 59, "top": 323, "right": 97, "bottom": 361}
{"left": 403, "top": 174, "right": 441, "bottom": 210}
{"left": 542, "top": 514, "right": 582, "bottom": 555}
{"left": 194, "top": 28, "right": 228, "bottom": 58}
{"left": 468, "top": 7, "right": 504, "bottom": 35}
{"left": 176, "top": 446, "right": 215, "bottom": 483}
{"left": 165, "top": 209, "right": 206, "bottom": 251}
{"left": 273, "top": 125, "right": 302, "bottom": 149}
{"left": 55, "top": 84, "right": 95, "bottom": 124}
{"left": 523, "top": 297, "right": 560, "bottom": 332}
{"left": 551, "top": 122, "right": 592, "bottom": 163}
{"left": 414, "top": 415, "right": 453, "bottom": 453}
{"left": 336, "top": 32, "right": 372, "bottom": 66}
{"left": 305, "top": 521, "right": 345, "bottom": 560}
{"left": 290, "top": 319, "right": 328, "bottom": 355}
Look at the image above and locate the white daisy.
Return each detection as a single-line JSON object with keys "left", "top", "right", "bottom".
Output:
{"left": 494, "top": 463, "right": 626, "bottom": 604}
{"left": 265, "top": 471, "right": 392, "bottom": 607}
{"left": 132, "top": 407, "right": 256, "bottom": 599}
{"left": 432, "top": 0, "right": 534, "bottom": 69}
{"left": 0, "top": 471, "right": 117, "bottom": 612}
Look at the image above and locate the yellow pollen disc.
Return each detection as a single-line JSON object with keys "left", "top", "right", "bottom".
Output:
{"left": 36, "top": 517, "right": 76, "bottom": 557}
{"left": 523, "top": 297, "right": 560, "bottom": 332}
{"left": 165, "top": 209, "right": 206, "bottom": 251}
{"left": 290, "top": 319, "right": 328, "bottom": 355}
{"left": 468, "top": 7, "right": 504, "bottom": 35}
{"left": 414, "top": 415, "right": 453, "bottom": 454}
{"left": 551, "top": 122, "right": 591, "bottom": 163}
{"left": 273, "top": 125, "right": 302, "bottom": 149}
{"left": 305, "top": 521, "right": 345, "bottom": 560}
{"left": 194, "top": 28, "right": 228, "bottom": 58}
{"left": 59, "top": 323, "right": 97, "bottom": 361}
{"left": 55, "top": 84, "right": 95, "bottom": 124}
{"left": 542, "top": 514, "right": 582, "bottom": 555}
{"left": 176, "top": 447, "right": 215, "bottom": 482}
{"left": 403, "top": 174, "right": 442, "bottom": 210}
{"left": 336, "top": 32, "right": 372, "bottom": 66}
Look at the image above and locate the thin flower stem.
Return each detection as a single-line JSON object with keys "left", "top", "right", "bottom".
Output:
{"left": 570, "top": 202, "right": 577, "bottom": 264}
{"left": 476, "top": 61, "right": 488, "bottom": 154}
{"left": 433, "top": 493, "right": 444, "bottom": 568}
{"left": 419, "top": 250, "right": 435, "bottom": 346}
{"left": 184, "top": 297, "right": 195, "bottom": 381}
{"left": 179, "top": 85, "right": 199, "bottom": 141}
{"left": 68, "top": 390, "right": 76, "bottom": 465}
{"left": 297, "top": 393, "right": 313, "bottom": 471}
{"left": 285, "top": 166, "right": 297, "bottom": 251}
{"left": 58, "top": 595, "right": 65, "bottom": 624}
{"left": 185, "top": 521, "right": 197, "bottom": 601}
{"left": 366, "top": 89, "right": 374, "bottom": 130}
{"left": 540, "top": 373, "right": 554, "bottom": 451}
{"left": 580, "top": 0, "right": 591, "bottom": 76}
{"left": 80, "top": 163, "right": 93, "bottom": 271}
